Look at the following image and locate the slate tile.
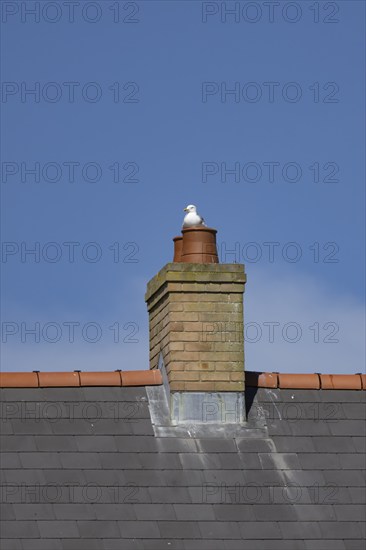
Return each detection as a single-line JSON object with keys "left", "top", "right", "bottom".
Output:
{"left": 20, "top": 452, "right": 62, "bottom": 469}
{"left": 348, "top": 487, "right": 366, "bottom": 504}
{"left": 160, "top": 469, "right": 204, "bottom": 487}
{"left": 289, "top": 420, "right": 332, "bottom": 437}
{"left": 266, "top": 419, "right": 292, "bottom": 436}
{"left": 1, "top": 389, "right": 45, "bottom": 402}
{"left": 134, "top": 503, "right": 176, "bottom": 520}
{"left": 69, "top": 485, "right": 150, "bottom": 505}
{"left": 282, "top": 469, "right": 326, "bottom": 486}
{"left": 259, "top": 452, "right": 301, "bottom": 470}
{"left": 39, "top": 388, "right": 86, "bottom": 401}
{"left": 61, "top": 539, "right": 101, "bottom": 550}
{"left": 319, "top": 521, "right": 364, "bottom": 539}
{"left": 184, "top": 541, "right": 223, "bottom": 550}
{"left": 179, "top": 453, "right": 221, "bottom": 470}
{"left": 0, "top": 453, "right": 21, "bottom": 469}
{"left": 35, "top": 435, "right": 78, "bottom": 452}
{"left": 53, "top": 503, "right": 96, "bottom": 520}
{"left": 235, "top": 438, "right": 275, "bottom": 453}
{"left": 102, "top": 540, "right": 144, "bottom": 550}
{"left": 225, "top": 542, "right": 306, "bottom": 550}
{"left": 333, "top": 504, "right": 366, "bottom": 521}
{"left": 13, "top": 503, "right": 55, "bottom": 520}
{"left": 1, "top": 436, "right": 37, "bottom": 452}
{"left": 313, "top": 436, "right": 356, "bottom": 453}
{"left": 0, "top": 520, "right": 40, "bottom": 538}
{"left": 318, "top": 391, "right": 365, "bottom": 403}
{"left": 243, "top": 469, "right": 284, "bottom": 485}
{"left": 203, "top": 469, "right": 245, "bottom": 485}
{"left": 214, "top": 504, "right": 254, "bottom": 521}
{"left": 237, "top": 452, "right": 262, "bottom": 469}
{"left": 338, "top": 453, "right": 366, "bottom": 469}
{"left": 50, "top": 419, "right": 94, "bottom": 436}
{"left": 293, "top": 504, "right": 336, "bottom": 521}
{"left": 115, "top": 436, "right": 159, "bottom": 453}
{"left": 0, "top": 421, "right": 13, "bottom": 434}
{"left": 341, "top": 403, "right": 366, "bottom": 420}
{"left": 298, "top": 453, "right": 341, "bottom": 470}
{"left": 21, "top": 540, "right": 63, "bottom": 550}
{"left": 304, "top": 541, "right": 346, "bottom": 549}
{"left": 154, "top": 438, "right": 198, "bottom": 453}
{"left": 343, "top": 541, "right": 366, "bottom": 550}
{"left": 279, "top": 521, "right": 322, "bottom": 539}
{"left": 352, "top": 437, "right": 366, "bottom": 453}
{"left": 1, "top": 469, "right": 46, "bottom": 485}
{"left": 150, "top": 486, "right": 191, "bottom": 504}
{"left": 253, "top": 504, "right": 297, "bottom": 521}
{"left": 76, "top": 435, "right": 117, "bottom": 452}
{"left": 100, "top": 452, "right": 142, "bottom": 469}
{"left": 89, "top": 419, "right": 135, "bottom": 436}
{"left": 130, "top": 419, "right": 154, "bottom": 436}
{"left": 271, "top": 436, "right": 316, "bottom": 453}
{"left": 0, "top": 540, "right": 22, "bottom": 550}
{"left": 0, "top": 503, "right": 15, "bottom": 520}
{"left": 195, "top": 439, "right": 237, "bottom": 453}
{"left": 173, "top": 503, "right": 214, "bottom": 521}
{"left": 43, "top": 469, "right": 87, "bottom": 486}
{"left": 118, "top": 520, "right": 160, "bottom": 538}
{"left": 278, "top": 389, "right": 322, "bottom": 403}
{"left": 59, "top": 452, "right": 102, "bottom": 469}
{"left": 329, "top": 420, "right": 366, "bottom": 437}
{"left": 157, "top": 520, "right": 199, "bottom": 539}
{"left": 84, "top": 469, "right": 124, "bottom": 485}
{"left": 142, "top": 541, "right": 185, "bottom": 550}
{"left": 91, "top": 503, "right": 136, "bottom": 520}
{"left": 139, "top": 453, "right": 182, "bottom": 470}
{"left": 238, "top": 521, "right": 282, "bottom": 539}
{"left": 82, "top": 386, "right": 146, "bottom": 401}
{"left": 38, "top": 520, "right": 79, "bottom": 538}
{"left": 10, "top": 420, "right": 53, "bottom": 435}
{"left": 323, "top": 470, "right": 365, "bottom": 486}
{"left": 77, "top": 519, "right": 120, "bottom": 538}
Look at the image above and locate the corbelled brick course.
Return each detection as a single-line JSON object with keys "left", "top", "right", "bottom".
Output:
{"left": 145, "top": 263, "right": 246, "bottom": 391}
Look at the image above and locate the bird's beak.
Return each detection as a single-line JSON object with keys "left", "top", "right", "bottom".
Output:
{"left": 183, "top": 208, "right": 188, "bottom": 212}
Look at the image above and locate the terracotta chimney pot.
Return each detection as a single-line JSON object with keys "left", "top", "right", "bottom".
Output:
{"left": 173, "top": 236, "right": 183, "bottom": 262}
{"left": 181, "top": 226, "right": 219, "bottom": 264}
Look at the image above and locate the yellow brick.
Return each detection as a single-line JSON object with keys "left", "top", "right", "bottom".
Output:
{"left": 169, "top": 303, "right": 184, "bottom": 312}
{"left": 184, "top": 382, "right": 215, "bottom": 391}
{"left": 200, "top": 372, "right": 231, "bottom": 382}
{"left": 231, "top": 372, "right": 245, "bottom": 382}
{"left": 184, "top": 342, "right": 213, "bottom": 352}
{"left": 183, "top": 302, "right": 215, "bottom": 312}
{"left": 184, "top": 362, "right": 216, "bottom": 371}
{"left": 180, "top": 322, "right": 203, "bottom": 332}
{"left": 169, "top": 332, "right": 199, "bottom": 342}
{"left": 169, "top": 371, "right": 200, "bottom": 381}
{"left": 170, "top": 381, "right": 186, "bottom": 391}
{"left": 215, "top": 381, "right": 244, "bottom": 391}
{"left": 169, "top": 322, "right": 184, "bottom": 332}
{"left": 168, "top": 342, "right": 185, "bottom": 351}
{"left": 170, "top": 351, "right": 200, "bottom": 362}
{"left": 170, "top": 312, "right": 199, "bottom": 322}
{"left": 215, "top": 362, "right": 244, "bottom": 372}
{"left": 214, "top": 342, "right": 244, "bottom": 352}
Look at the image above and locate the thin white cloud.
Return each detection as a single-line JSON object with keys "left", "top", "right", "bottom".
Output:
{"left": 2, "top": 269, "right": 364, "bottom": 374}
{"left": 245, "top": 267, "right": 365, "bottom": 374}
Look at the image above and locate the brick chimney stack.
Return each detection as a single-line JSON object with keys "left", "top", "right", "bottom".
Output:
{"left": 145, "top": 224, "right": 246, "bottom": 423}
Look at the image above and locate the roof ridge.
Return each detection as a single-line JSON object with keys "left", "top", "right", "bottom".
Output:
{"left": 0, "top": 370, "right": 364, "bottom": 389}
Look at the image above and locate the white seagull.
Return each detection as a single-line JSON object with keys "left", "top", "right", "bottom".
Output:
{"left": 182, "top": 204, "right": 207, "bottom": 228}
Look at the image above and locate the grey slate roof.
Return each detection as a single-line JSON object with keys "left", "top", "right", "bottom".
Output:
{"left": 0, "top": 385, "right": 365, "bottom": 550}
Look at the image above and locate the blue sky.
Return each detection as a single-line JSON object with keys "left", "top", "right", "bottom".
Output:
{"left": 1, "top": 0, "right": 365, "bottom": 373}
